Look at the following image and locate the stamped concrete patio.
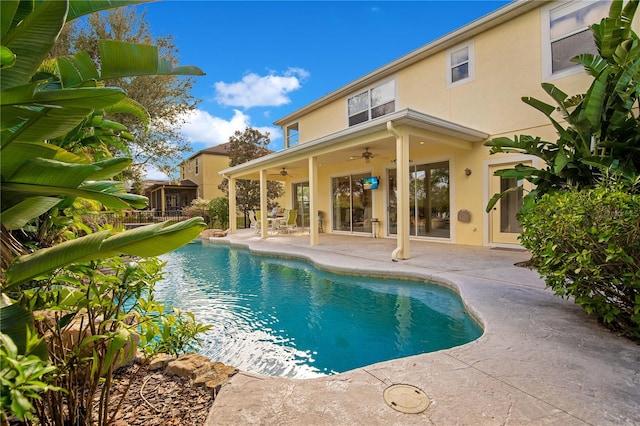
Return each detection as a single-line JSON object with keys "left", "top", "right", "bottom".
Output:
{"left": 205, "top": 230, "right": 639, "bottom": 425}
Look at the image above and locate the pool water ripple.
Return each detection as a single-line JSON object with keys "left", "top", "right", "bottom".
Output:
{"left": 156, "top": 241, "right": 482, "bottom": 378}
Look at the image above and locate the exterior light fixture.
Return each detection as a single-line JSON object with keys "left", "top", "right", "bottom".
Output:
{"left": 464, "top": 168, "right": 472, "bottom": 176}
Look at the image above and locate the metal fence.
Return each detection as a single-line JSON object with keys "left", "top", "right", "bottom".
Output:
{"left": 86, "top": 210, "right": 188, "bottom": 230}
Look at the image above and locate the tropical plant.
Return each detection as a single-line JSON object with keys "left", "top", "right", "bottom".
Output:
{"left": 22, "top": 255, "right": 211, "bottom": 425}
{"left": 518, "top": 182, "right": 640, "bottom": 341}
{"left": 50, "top": 6, "right": 201, "bottom": 190}
{"left": 1, "top": 0, "right": 208, "bottom": 423}
{"left": 485, "top": 0, "right": 640, "bottom": 211}
{"left": 210, "top": 196, "right": 230, "bottom": 229}
{"left": 0, "top": 331, "right": 63, "bottom": 425}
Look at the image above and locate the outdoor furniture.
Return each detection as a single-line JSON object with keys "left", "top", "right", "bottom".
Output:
{"left": 279, "top": 209, "right": 298, "bottom": 234}
{"left": 249, "top": 210, "right": 260, "bottom": 233}
{"left": 267, "top": 216, "right": 281, "bottom": 233}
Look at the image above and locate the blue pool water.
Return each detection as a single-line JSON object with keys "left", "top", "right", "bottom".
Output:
{"left": 156, "top": 241, "right": 482, "bottom": 378}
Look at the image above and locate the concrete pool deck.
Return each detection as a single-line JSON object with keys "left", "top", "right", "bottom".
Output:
{"left": 205, "top": 230, "right": 639, "bottom": 425}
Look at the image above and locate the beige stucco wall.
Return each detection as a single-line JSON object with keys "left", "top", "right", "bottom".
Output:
{"left": 182, "top": 153, "right": 229, "bottom": 201}
{"left": 273, "top": 1, "right": 640, "bottom": 246}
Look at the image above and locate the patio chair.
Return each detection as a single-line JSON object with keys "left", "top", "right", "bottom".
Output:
{"left": 249, "top": 210, "right": 260, "bottom": 233}
{"left": 279, "top": 209, "right": 298, "bottom": 234}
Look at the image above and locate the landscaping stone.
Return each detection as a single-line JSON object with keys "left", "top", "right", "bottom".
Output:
{"left": 148, "top": 353, "right": 175, "bottom": 371}
{"left": 166, "top": 353, "right": 213, "bottom": 378}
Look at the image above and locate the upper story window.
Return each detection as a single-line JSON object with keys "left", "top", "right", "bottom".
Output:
{"left": 446, "top": 41, "right": 474, "bottom": 87}
{"left": 542, "top": 0, "right": 610, "bottom": 80}
{"left": 181, "top": 165, "right": 185, "bottom": 180}
{"left": 347, "top": 80, "right": 395, "bottom": 127}
{"left": 285, "top": 122, "right": 299, "bottom": 148}
{"left": 195, "top": 158, "right": 199, "bottom": 175}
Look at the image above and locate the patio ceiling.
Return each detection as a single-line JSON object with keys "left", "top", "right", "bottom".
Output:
{"left": 220, "top": 108, "right": 489, "bottom": 180}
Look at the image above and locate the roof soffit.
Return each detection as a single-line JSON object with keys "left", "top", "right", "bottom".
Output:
{"left": 221, "top": 109, "right": 488, "bottom": 177}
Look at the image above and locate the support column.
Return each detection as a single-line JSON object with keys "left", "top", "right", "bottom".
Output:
{"left": 388, "top": 121, "right": 410, "bottom": 260}
{"left": 160, "top": 186, "right": 166, "bottom": 216}
{"left": 259, "top": 169, "right": 268, "bottom": 239}
{"left": 228, "top": 176, "right": 237, "bottom": 233}
{"left": 308, "top": 156, "right": 319, "bottom": 246}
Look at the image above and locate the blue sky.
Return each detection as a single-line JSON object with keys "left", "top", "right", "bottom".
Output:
{"left": 138, "top": 1, "right": 512, "bottom": 179}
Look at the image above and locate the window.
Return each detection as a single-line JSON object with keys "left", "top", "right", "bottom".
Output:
{"left": 347, "top": 80, "right": 395, "bottom": 127}
{"left": 446, "top": 41, "right": 474, "bottom": 87}
{"left": 195, "top": 158, "right": 199, "bottom": 175}
{"left": 286, "top": 122, "right": 299, "bottom": 148}
{"left": 542, "top": 0, "right": 610, "bottom": 79}
{"left": 181, "top": 165, "right": 185, "bottom": 180}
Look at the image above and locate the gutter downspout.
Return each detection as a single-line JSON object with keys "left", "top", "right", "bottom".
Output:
{"left": 387, "top": 121, "right": 410, "bottom": 261}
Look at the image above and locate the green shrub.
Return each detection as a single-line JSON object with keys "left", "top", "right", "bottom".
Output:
{"left": 209, "top": 197, "right": 229, "bottom": 229}
{"left": 519, "top": 185, "right": 640, "bottom": 341}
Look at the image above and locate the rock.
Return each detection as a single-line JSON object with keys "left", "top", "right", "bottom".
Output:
{"left": 148, "top": 353, "right": 175, "bottom": 371}
{"left": 199, "top": 228, "right": 229, "bottom": 238}
{"left": 166, "top": 353, "right": 211, "bottom": 378}
{"left": 192, "top": 362, "right": 238, "bottom": 396}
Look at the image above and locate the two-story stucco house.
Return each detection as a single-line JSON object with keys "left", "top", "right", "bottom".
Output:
{"left": 220, "top": 0, "right": 633, "bottom": 259}
{"left": 180, "top": 142, "right": 232, "bottom": 200}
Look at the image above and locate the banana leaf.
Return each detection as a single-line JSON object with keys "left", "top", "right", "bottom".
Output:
{"left": 3, "top": 217, "right": 206, "bottom": 290}
{"left": 65, "top": 0, "right": 150, "bottom": 22}
{"left": 0, "top": 197, "right": 62, "bottom": 230}
{"left": 99, "top": 41, "right": 205, "bottom": 78}
{"left": 0, "top": 0, "right": 67, "bottom": 90}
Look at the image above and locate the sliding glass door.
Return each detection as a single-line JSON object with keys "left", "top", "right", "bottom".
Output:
{"left": 387, "top": 161, "right": 450, "bottom": 238}
{"left": 292, "top": 182, "right": 310, "bottom": 228}
{"left": 331, "top": 173, "right": 372, "bottom": 233}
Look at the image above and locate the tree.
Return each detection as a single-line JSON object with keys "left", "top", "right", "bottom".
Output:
{"left": 485, "top": 0, "right": 640, "bottom": 212}
{"left": 1, "top": 0, "right": 207, "bottom": 422}
{"left": 218, "top": 128, "right": 285, "bottom": 223}
{"left": 51, "top": 6, "right": 201, "bottom": 191}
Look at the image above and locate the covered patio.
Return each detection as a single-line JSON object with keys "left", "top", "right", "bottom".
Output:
{"left": 220, "top": 109, "right": 489, "bottom": 260}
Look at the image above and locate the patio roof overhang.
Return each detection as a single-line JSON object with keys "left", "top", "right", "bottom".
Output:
{"left": 219, "top": 109, "right": 489, "bottom": 180}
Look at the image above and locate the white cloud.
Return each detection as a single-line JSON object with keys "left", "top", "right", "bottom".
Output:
{"left": 143, "top": 109, "right": 284, "bottom": 180}
{"left": 214, "top": 67, "right": 310, "bottom": 108}
{"left": 178, "top": 108, "right": 282, "bottom": 147}
{"left": 144, "top": 164, "right": 171, "bottom": 180}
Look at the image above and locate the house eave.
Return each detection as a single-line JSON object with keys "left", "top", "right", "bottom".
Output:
{"left": 220, "top": 109, "right": 488, "bottom": 176}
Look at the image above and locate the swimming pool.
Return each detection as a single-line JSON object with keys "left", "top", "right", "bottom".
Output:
{"left": 156, "top": 241, "right": 482, "bottom": 378}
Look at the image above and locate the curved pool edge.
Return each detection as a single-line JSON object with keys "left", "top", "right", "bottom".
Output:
{"left": 202, "top": 236, "right": 488, "bottom": 337}
{"left": 204, "top": 233, "right": 640, "bottom": 425}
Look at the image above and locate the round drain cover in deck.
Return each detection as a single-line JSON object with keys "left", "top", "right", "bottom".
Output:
{"left": 383, "top": 384, "right": 430, "bottom": 414}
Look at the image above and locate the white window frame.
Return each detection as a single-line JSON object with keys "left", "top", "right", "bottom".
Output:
{"left": 285, "top": 122, "right": 299, "bottom": 148}
{"left": 347, "top": 79, "right": 396, "bottom": 127}
{"left": 446, "top": 41, "right": 475, "bottom": 88}
{"left": 541, "top": 0, "right": 610, "bottom": 81}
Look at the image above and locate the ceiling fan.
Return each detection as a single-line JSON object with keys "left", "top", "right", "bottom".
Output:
{"left": 268, "top": 167, "right": 292, "bottom": 177}
{"left": 349, "top": 147, "right": 376, "bottom": 164}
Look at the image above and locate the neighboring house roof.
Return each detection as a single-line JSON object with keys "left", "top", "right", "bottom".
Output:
{"left": 181, "top": 142, "right": 232, "bottom": 163}
{"left": 274, "top": 0, "right": 542, "bottom": 126}
{"left": 144, "top": 179, "right": 198, "bottom": 192}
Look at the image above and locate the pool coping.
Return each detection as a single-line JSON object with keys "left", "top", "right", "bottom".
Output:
{"left": 205, "top": 231, "right": 640, "bottom": 425}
